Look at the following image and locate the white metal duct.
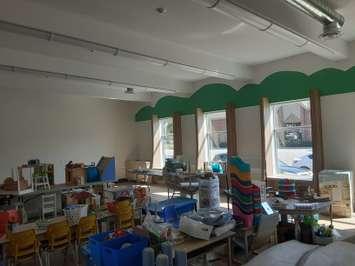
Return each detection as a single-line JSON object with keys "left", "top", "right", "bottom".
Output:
{"left": 192, "top": 0, "right": 348, "bottom": 59}
{"left": 285, "top": 0, "right": 345, "bottom": 38}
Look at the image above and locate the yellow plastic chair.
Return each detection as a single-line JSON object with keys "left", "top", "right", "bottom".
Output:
{"left": 44, "top": 221, "right": 73, "bottom": 266}
{"left": 115, "top": 200, "right": 134, "bottom": 229}
{"left": 76, "top": 215, "right": 97, "bottom": 246}
{"left": 116, "top": 199, "right": 130, "bottom": 209}
{"left": 7, "top": 229, "right": 42, "bottom": 266}
{"left": 75, "top": 215, "right": 97, "bottom": 261}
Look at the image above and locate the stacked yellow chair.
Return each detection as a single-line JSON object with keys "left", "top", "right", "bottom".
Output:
{"left": 7, "top": 229, "right": 42, "bottom": 266}
{"left": 115, "top": 199, "right": 134, "bottom": 229}
{"left": 75, "top": 215, "right": 97, "bottom": 261}
{"left": 45, "top": 220, "right": 73, "bottom": 266}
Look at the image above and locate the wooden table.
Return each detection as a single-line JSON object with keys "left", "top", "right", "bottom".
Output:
{"left": 174, "top": 231, "right": 235, "bottom": 266}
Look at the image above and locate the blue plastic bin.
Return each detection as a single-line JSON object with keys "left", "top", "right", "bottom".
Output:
{"left": 101, "top": 233, "right": 149, "bottom": 266}
{"left": 148, "top": 197, "right": 197, "bottom": 217}
{"left": 81, "top": 244, "right": 95, "bottom": 266}
{"left": 89, "top": 231, "right": 112, "bottom": 266}
{"left": 86, "top": 166, "right": 100, "bottom": 183}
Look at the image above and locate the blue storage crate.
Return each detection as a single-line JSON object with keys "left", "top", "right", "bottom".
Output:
{"left": 89, "top": 231, "right": 112, "bottom": 266}
{"left": 97, "top": 156, "right": 116, "bottom": 182}
{"left": 81, "top": 244, "right": 95, "bottom": 266}
{"left": 101, "top": 233, "right": 149, "bottom": 266}
{"left": 86, "top": 166, "right": 100, "bottom": 183}
{"left": 148, "top": 197, "right": 197, "bottom": 217}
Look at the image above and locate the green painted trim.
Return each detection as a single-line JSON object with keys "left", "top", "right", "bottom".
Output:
{"left": 135, "top": 67, "right": 355, "bottom": 121}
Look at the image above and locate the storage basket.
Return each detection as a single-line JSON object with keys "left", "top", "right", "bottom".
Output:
{"left": 64, "top": 204, "right": 88, "bottom": 226}
{"left": 313, "top": 234, "right": 333, "bottom": 245}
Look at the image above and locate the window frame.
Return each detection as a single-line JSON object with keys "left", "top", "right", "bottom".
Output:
{"left": 269, "top": 99, "right": 313, "bottom": 181}
{"left": 159, "top": 117, "right": 174, "bottom": 166}
{"left": 204, "top": 111, "right": 228, "bottom": 163}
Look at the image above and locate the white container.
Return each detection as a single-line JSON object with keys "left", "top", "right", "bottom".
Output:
{"left": 63, "top": 204, "right": 88, "bottom": 226}
{"left": 319, "top": 170, "right": 353, "bottom": 217}
{"left": 199, "top": 176, "right": 220, "bottom": 209}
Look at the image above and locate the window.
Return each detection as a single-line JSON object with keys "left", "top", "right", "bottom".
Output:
{"left": 205, "top": 111, "right": 227, "bottom": 162}
{"left": 271, "top": 100, "right": 313, "bottom": 179}
{"left": 160, "top": 117, "right": 174, "bottom": 165}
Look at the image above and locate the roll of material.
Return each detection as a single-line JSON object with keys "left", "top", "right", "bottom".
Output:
{"left": 161, "top": 242, "right": 173, "bottom": 266}
{"left": 156, "top": 254, "right": 169, "bottom": 266}
{"left": 199, "top": 176, "right": 220, "bottom": 209}
{"left": 175, "top": 250, "right": 187, "bottom": 266}
{"left": 142, "top": 247, "right": 155, "bottom": 266}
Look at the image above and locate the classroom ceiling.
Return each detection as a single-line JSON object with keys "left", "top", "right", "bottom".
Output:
{"left": 0, "top": 0, "right": 354, "bottom": 101}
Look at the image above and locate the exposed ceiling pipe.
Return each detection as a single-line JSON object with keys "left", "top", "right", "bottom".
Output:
{"left": 0, "top": 20, "right": 237, "bottom": 80}
{"left": 192, "top": 0, "right": 346, "bottom": 57}
{"left": 285, "top": 0, "right": 345, "bottom": 38}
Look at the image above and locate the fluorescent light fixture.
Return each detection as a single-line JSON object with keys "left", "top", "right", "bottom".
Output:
{"left": 267, "top": 24, "right": 307, "bottom": 47}
{"left": 193, "top": 0, "right": 271, "bottom": 30}
{"left": 0, "top": 20, "right": 50, "bottom": 40}
{"left": 203, "top": 70, "right": 235, "bottom": 80}
{"left": 0, "top": 20, "right": 238, "bottom": 80}
{"left": 52, "top": 34, "right": 117, "bottom": 54}
{"left": 168, "top": 62, "right": 204, "bottom": 74}
{"left": 0, "top": 64, "right": 176, "bottom": 94}
{"left": 117, "top": 50, "right": 168, "bottom": 66}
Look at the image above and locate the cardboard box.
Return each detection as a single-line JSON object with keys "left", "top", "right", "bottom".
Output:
{"left": 65, "top": 163, "right": 86, "bottom": 185}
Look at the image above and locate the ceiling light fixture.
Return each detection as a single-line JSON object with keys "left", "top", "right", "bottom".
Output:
{"left": 266, "top": 24, "right": 308, "bottom": 47}
{"left": 0, "top": 20, "right": 236, "bottom": 80}
{"left": 193, "top": 0, "right": 271, "bottom": 30}
{"left": 117, "top": 50, "right": 168, "bottom": 66}
{"left": 168, "top": 62, "right": 205, "bottom": 74}
{"left": 203, "top": 70, "right": 235, "bottom": 80}
{"left": 0, "top": 64, "right": 176, "bottom": 94}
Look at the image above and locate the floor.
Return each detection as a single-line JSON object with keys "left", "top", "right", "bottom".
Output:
{"left": 16, "top": 182, "right": 355, "bottom": 265}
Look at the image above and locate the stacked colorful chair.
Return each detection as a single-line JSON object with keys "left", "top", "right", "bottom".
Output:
{"left": 278, "top": 179, "right": 297, "bottom": 198}
{"left": 229, "top": 156, "right": 261, "bottom": 228}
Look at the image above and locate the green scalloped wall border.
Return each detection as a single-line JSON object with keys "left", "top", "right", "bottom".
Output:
{"left": 135, "top": 66, "right": 355, "bottom": 121}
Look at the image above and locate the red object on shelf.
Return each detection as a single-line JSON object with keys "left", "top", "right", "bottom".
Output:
{"left": 107, "top": 202, "right": 117, "bottom": 213}
{"left": 0, "top": 212, "right": 9, "bottom": 238}
{"left": 7, "top": 209, "right": 20, "bottom": 224}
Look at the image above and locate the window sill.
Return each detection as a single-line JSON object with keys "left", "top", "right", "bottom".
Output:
{"left": 267, "top": 175, "right": 313, "bottom": 181}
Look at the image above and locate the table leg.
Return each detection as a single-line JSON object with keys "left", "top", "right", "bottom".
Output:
{"left": 228, "top": 236, "right": 232, "bottom": 266}
{"left": 294, "top": 215, "right": 301, "bottom": 241}
{"left": 2, "top": 244, "right": 6, "bottom": 266}
{"left": 244, "top": 233, "right": 249, "bottom": 258}
{"left": 329, "top": 204, "right": 333, "bottom": 227}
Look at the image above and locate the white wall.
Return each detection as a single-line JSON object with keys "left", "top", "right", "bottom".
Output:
{"left": 0, "top": 87, "right": 143, "bottom": 184}
{"left": 252, "top": 41, "right": 355, "bottom": 83}
{"left": 322, "top": 92, "right": 355, "bottom": 171}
